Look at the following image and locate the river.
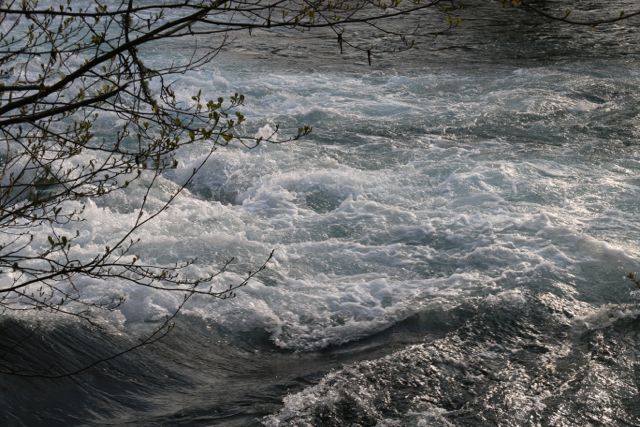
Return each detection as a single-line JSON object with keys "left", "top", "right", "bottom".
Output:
{"left": 1, "top": 1, "right": 639, "bottom": 425}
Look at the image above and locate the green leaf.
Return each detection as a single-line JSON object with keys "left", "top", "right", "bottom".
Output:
{"left": 90, "top": 34, "right": 104, "bottom": 45}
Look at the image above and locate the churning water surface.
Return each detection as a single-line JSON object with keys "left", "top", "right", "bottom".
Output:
{"left": 2, "top": 1, "right": 640, "bottom": 426}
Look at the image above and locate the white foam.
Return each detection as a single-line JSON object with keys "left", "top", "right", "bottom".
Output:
{"left": 3, "top": 56, "right": 639, "bottom": 352}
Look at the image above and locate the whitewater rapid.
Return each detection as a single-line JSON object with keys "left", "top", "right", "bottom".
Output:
{"left": 79, "top": 62, "right": 640, "bottom": 352}
{"left": 2, "top": 1, "right": 640, "bottom": 425}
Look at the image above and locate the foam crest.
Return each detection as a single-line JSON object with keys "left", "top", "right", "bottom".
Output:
{"left": 264, "top": 291, "right": 640, "bottom": 426}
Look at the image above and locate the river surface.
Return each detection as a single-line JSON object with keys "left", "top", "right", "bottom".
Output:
{"left": 1, "top": 1, "right": 640, "bottom": 426}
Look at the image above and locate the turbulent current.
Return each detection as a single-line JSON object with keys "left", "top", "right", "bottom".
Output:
{"left": 2, "top": 1, "right": 640, "bottom": 426}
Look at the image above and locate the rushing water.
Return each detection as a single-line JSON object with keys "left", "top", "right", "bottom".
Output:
{"left": 2, "top": 1, "right": 640, "bottom": 426}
